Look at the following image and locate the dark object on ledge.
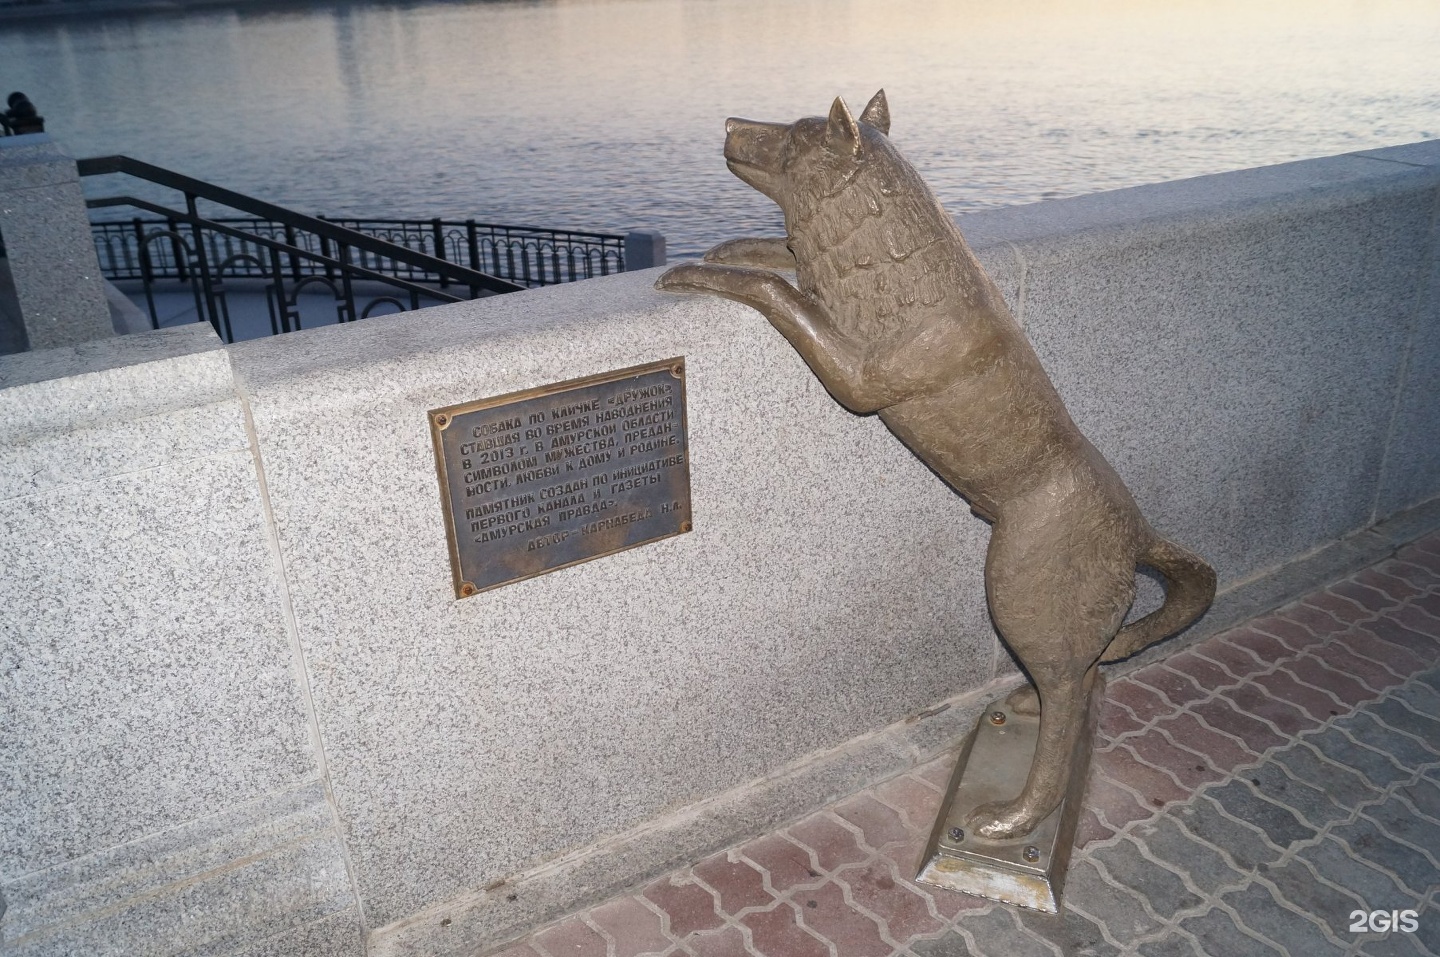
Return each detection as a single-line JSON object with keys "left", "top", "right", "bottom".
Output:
{"left": 656, "top": 92, "right": 1216, "bottom": 909}
{"left": 1, "top": 92, "right": 43, "bottom": 135}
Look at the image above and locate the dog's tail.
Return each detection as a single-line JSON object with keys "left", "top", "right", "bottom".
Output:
{"left": 1101, "top": 536, "right": 1217, "bottom": 663}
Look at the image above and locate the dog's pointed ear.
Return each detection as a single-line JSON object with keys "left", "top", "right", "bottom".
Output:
{"left": 825, "top": 96, "right": 862, "bottom": 155}
{"left": 859, "top": 89, "right": 890, "bottom": 135}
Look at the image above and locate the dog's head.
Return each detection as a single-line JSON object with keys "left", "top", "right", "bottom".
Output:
{"left": 723, "top": 90, "right": 891, "bottom": 221}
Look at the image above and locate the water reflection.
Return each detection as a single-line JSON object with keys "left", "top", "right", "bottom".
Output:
{"left": 2, "top": 0, "right": 1437, "bottom": 256}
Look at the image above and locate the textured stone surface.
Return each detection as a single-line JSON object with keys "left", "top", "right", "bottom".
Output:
{"left": 2, "top": 784, "right": 360, "bottom": 957}
{"left": 0, "top": 329, "right": 322, "bottom": 895}
{"left": 0, "top": 135, "right": 112, "bottom": 350}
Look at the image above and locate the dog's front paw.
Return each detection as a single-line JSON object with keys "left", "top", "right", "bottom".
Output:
{"left": 653, "top": 262, "right": 716, "bottom": 294}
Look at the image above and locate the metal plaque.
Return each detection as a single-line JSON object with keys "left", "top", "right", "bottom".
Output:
{"left": 430, "top": 358, "right": 692, "bottom": 598}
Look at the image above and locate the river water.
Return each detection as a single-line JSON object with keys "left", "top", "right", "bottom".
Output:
{"left": 3, "top": 0, "right": 1438, "bottom": 257}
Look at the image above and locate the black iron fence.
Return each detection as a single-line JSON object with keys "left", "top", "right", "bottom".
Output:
{"left": 91, "top": 215, "right": 626, "bottom": 293}
{"left": 77, "top": 154, "right": 530, "bottom": 342}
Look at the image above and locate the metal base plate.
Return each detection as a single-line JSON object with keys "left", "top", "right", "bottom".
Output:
{"left": 914, "top": 680, "right": 1103, "bottom": 913}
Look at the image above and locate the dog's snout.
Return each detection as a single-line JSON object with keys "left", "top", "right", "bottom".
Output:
{"left": 725, "top": 117, "right": 742, "bottom": 135}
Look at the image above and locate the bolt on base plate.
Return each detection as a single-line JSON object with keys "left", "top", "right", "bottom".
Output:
{"left": 914, "top": 679, "right": 1103, "bottom": 913}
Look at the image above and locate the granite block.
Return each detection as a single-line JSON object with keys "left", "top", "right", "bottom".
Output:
{"left": 0, "top": 783, "right": 359, "bottom": 957}
{"left": 0, "top": 450, "right": 316, "bottom": 877}
{"left": 3, "top": 827, "right": 354, "bottom": 957}
{"left": 231, "top": 268, "right": 1000, "bottom": 926}
{"left": 966, "top": 158, "right": 1437, "bottom": 587}
{"left": 0, "top": 138, "right": 112, "bottom": 350}
{"left": 1373, "top": 174, "right": 1440, "bottom": 516}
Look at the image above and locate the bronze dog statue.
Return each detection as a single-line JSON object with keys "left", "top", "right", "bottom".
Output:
{"left": 656, "top": 92, "right": 1216, "bottom": 840}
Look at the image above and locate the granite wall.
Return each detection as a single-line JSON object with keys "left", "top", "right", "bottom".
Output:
{"left": 2, "top": 140, "right": 1437, "bottom": 956}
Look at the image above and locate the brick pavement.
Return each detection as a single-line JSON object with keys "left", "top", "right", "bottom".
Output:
{"left": 491, "top": 533, "right": 1440, "bottom": 957}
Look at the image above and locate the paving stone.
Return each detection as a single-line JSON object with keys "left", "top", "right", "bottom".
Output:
{"left": 694, "top": 853, "right": 775, "bottom": 917}
{"left": 1148, "top": 712, "right": 1256, "bottom": 781}
{"left": 1298, "top": 836, "right": 1419, "bottom": 919}
{"left": 739, "top": 833, "right": 824, "bottom": 894}
{"left": 1223, "top": 682, "right": 1323, "bottom": 738}
{"left": 1308, "top": 590, "right": 1377, "bottom": 625}
{"left": 1412, "top": 904, "right": 1440, "bottom": 956}
{"left": 1285, "top": 600, "right": 1353, "bottom": 637}
{"left": 1360, "top": 802, "right": 1440, "bottom": 874}
{"left": 907, "top": 929, "right": 977, "bottom": 957}
{"left": 1178, "top": 906, "right": 1285, "bottom": 955}
{"left": 1194, "top": 639, "right": 1272, "bottom": 682}
{"left": 1109, "top": 679, "right": 1177, "bottom": 723}
{"left": 1350, "top": 929, "right": 1428, "bottom": 957}
{"left": 945, "top": 907, "right": 1054, "bottom": 957}
{"left": 1132, "top": 812, "right": 1247, "bottom": 895}
{"left": 1413, "top": 589, "right": 1440, "bottom": 619}
{"left": 1368, "top": 699, "right": 1440, "bottom": 757}
{"left": 1377, "top": 558, "right": 1440, "bottom": 593}
{"left": 1075, "top": 808, "right": 1117, "bottom": 849}
{"left": 1274, "top": 742, "right": 1383, "bottom": 811}
{"left": 1335, "top": 711, "right": 1439, "bottom": 771}
{"left": 1133, "top": 934, "right": 1205, "bottom": 957}
{"left": 871, "top": 774, "right": 946, "bottom": 832}
{"left": 1257, "top": 855, "right": 1366, "bottom": 927}
{"left": 787, "top": 814, "right": 871, "bottom": 873}
{"left": 1132, "top": 665, "right": 1209, "bottom": 708}
{"left": 1012, "top": 904, "right": 1111, "bottom": 955}
{"left": 1396, "top": 777, "right": 1440, "bottom": 823}
{"left": 1170, "top": 795, "right": 1280, "bottom": 871}
{"left": 835, "top": 794, "right": 913, "bottom": 851}
{"left": 490, "top": 944, "right": 548, "bottom": 957}
{"left": 1243, "top": 758, "right": 1351, "bottom": 829}
{"left": 1061, "top": 857, "right": 1160, "bottom": 939}
{"left": 1394, "top": 604, "right": 1440, "bottom": 638}
{"left": 912, "top": 755, "right": 956, "bottom": 792}
{"left": 794, "top": 881, "right": 892, "bottom": 957}
{"left": 1392, "top": 679, "right": 1440, "bottom": 725}
{"left": 1287, "top": 655, "right": 1379, "bottom": 710}
{"left": 532, "top": 916, "right": 609, "bottom": 957}
{"left": 1122, "top": 728, "right": 1221, "bottom": 791}
{"left": 835, "top": 858, "right": 944, "bottom": 944}
{"left": 1190, "top": 696, "right": 1289, "bottom": 753}
{"left": 684, "top": 925, "right": 749, "bottom": 957}
{"left": 1091, "top": 837, "right": 1203, "bottom": 918}
{"left": 1361, "top": 619, "right": 1439, "bottom": 667}
{"left": 1327, "top": 819, "right": 1430, "bottom": 900}
{"left": 1223, "top": 879, "right": 1346, "bottom": 955}
{"left": 1333, "top": 580, "right": 1402, "bottom": 615}
{"left": 1354, "top": 568, "right": 1426, "bottom": 604}
{"left": 1083, "top": 769, "right": 1157, "bottom": 832}
{"left": 643, "top": 876, "right": 724, "bottom": 939}
{"left": 1335, "top": 628, "right": 1430, "bottom": 680}
{"left": 1256, "top": 611, "right": 1332, "bottom": 651}
{"left": 1305, "top": 641, "right": 1408, "bottom": 695}
{"left": 1252, "top": 669, "right": 1347, "bottom": 722}
{"left": 1419, "top": 669, "right": 1440, "bottom": 695}
{"left": 1230, "top": 627, "right": 1300, "bottom": 667}
{"left": 1207, "top": 778, "right": 1318, "bottom": 850}
{"left": 1165, "top": 651, "right": 1238, "bottom": 693}
{"left": 739, "top": 903, "right": 830, "bottom": 957}
{"left": 1304, "top": 726, "right": 1414, "bottom": 789}
{"left": 587, "top": 896, "right": 673, "bottom": 957}
{"left": 1094, "top": 744, "right": 1190, "bottom": 810}
{"left": 1099, "top": 698, "right": 1148, "bottom": 742}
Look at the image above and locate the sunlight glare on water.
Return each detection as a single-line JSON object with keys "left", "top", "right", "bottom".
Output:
{"left": 2, "top": 0, "right": 1438, "bottom": 256}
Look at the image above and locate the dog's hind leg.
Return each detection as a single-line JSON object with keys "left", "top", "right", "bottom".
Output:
{"left": 967, "top": 504, "right": 1136, "bottom": 840}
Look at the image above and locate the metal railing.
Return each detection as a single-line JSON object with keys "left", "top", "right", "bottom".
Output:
{"left": 78, "top": 154, "right": 527, "bottom": 342}
{"left": 91, "top": 215, "right": 626, "bottom": 293}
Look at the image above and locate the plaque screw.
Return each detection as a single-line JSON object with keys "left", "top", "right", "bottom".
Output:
{"left": 436, "top": 414, "right": 449, "bottom": 427}
{"left": 948, "top": 827, "right": 965, "bottom": 842}
{"left": 680, "top": 521, "right": 693, "bottom": 533}
{"left": 1023, "top": 845, "right": 1040, "bottom": 863}
{"left": 460, "top": 583, "right": 476, "bottom": 597}
{"left": 988, "top": 710, "right": 1007, "bottom": 726}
